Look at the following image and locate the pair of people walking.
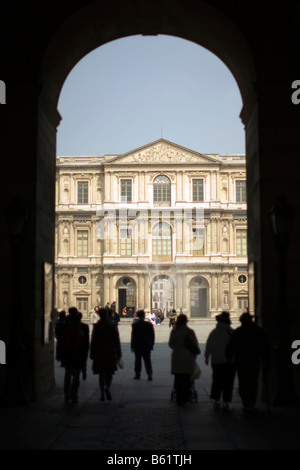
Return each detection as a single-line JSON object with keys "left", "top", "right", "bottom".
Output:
{"left": 55, "top": 307, "right": 89, "bottom": 404}
{"left": 205, "top": 310, "right": 269, "bottom": 412}
{"left": 56, "top": 306, "right": 122, "bottom": 403}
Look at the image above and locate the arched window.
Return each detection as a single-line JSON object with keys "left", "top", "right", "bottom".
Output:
{"left": 152, "top": 222, "right": 172, "bottom": 261}
{"left": 153, "top": 175, "right": 171, "bottom": 205}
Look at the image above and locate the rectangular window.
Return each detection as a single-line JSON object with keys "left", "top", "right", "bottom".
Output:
{"left": 126, "top": 288, "right": 135, "bottom": 306}
{"left": 236, "top": 180, "right": 246, "bottom": 203}
{"left": 238, "top": 297, "right": 249, "bottom": 311}
{"left": 120, "top": 229, "right": 132, "bottom": 256}
{"left": 152, "top": 235, "right": 172, "bottom": 260}
{"left": 121, "top": 179, "right": 132, "bottom": 202}
{"left": 192, "top": 179, "right": 204, "bottom": 202}
{"left": 192, "top": 228, "right": 204, "bottom": 255}
{"left": 76, "top": 298, "right": 88, "bottom": 315}
{"left": 153, "top": 185, "right": 171, "bottom": 204}
{"left": 77, "top": 230, "right": 88, "bottom": 257}
{"left": 78, "top": 181, "right": 88, "bottom": 204}
{"left": 236, "top": 229, "right": 247, "bottom": 255}
{"left": 238, "top": 266, "right": 248, "bottom": 272}
{"left": 77, "top": 267, "right": 88, "bottom": 273}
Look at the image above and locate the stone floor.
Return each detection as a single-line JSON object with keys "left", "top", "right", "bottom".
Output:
{"left": 1, "top": 320, "right": 300, "bottom": 458}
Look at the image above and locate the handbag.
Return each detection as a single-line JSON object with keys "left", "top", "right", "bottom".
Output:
{"left": 184, "top": 333, "right": 200, "bottom": 356}
{"left": 191, "top": 361, "right": 201, "bottom": 380}
{"left": 117, "top": 358, "right": 124, "bottom": 369}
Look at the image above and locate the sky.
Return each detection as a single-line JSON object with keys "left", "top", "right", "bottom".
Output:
{"left": 57, "top": 34, "right": 245, "bottom": 157}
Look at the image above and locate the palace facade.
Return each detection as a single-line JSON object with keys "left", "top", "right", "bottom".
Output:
{"left": 55, "top": 139, "right": 250, "bottom": 320}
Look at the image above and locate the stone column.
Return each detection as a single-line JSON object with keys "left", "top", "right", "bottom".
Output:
{"left": 216, "top": 218, "right": 220, "bottom": 253}
{"left": 210, "top": 172, "right": 213, "bottom": 200}
{"left": 176, "top": 273, "right": 183, "bottom": 311}
{"left": 204, "top": 219, "right": 209, "bottom": 254}
{"left": 144, "top": 274, "right": 150, "bottom": 314}
{"left": 91, "top": 272, "right": 98, "bottom": 309}
{"left": 207, "top": 218, "right": 211, "bottom": 254}
{"left": 181, "top": 274, "right": 187, "bottom": 314}
{"left": 229, "top": 219, "right": 233, "bottom": 255}
{"left": 211, "top": 218, "right": 216, "bottom": 254}
{"left": 109, "top": 274, "right": 114, "bottom": 303}
{"left": 105, "top": 172, "right": 110, "bottom": 202}
{"left": 215, "top": 170, "right": 220, "bottom": 201}
{"left": 175, "top": 216, "right": 182, "bottom": 254}
{"left": 104, "top": 274, "right": 109, "bottom": 305}
{"left": 211, "top": 274, "right": 218, "bottom": 311}
{"left": 217, "top": 274, "right": 222, "bottom": 310}
{"left": 229, "top": 272, "right": 235, "bottom": 313}
{"left": 138, "top": 273, "right": 144, "bottom": 310}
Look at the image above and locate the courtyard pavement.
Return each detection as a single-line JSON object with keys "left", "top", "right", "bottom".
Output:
{"left": 1, "top": 319, "right": 300, "bottom": 458}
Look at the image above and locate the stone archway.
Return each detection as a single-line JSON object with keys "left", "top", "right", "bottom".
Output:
{"left": 6, "top": 1, "right": 300, "bottom": 402}
{"left": 33, "top": 3, "right": 256, "bottom": 396}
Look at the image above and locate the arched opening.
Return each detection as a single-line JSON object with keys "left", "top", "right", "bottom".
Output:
{"left": 35, "top": 5, "right": 256, "bottom": 396}
{"left": 189, "top": 276, "right": 209, "bottom": 318}
{"left": 0, "top": 1, "right": 265, "bottom": 401}
{"left": 116, "top": 276, "right": 136, "bottom": 318}
{"left": 55, "top": 34, "right": 247, "bottom": 325}
{"left": 151, "top": 275, "right": 174, "bottom": 315}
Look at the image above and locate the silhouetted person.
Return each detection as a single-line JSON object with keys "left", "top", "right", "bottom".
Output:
{"left": 131, "top": 309, "right": 155, "bottom": 380}
{"left": 90, "top": 308, "right": 122, "bottom": 401}
{"left": 77, "top": 312, "right": 89, "bottom": 380}
{"left": 59, "top": 307, "right": 89, "bottom": 404}
{"left": 106, "top": 307, "right": 120, "bottom": 327}
{"left": 205, "top": 311, "right": 236, "bottom": 410}
{"left": 55, "top": 310, "right": 66, "bottom": 361}
{"left": 112, "top": 309, "right": 120, "bottom": 326}
{"left": 226, "top": 312, "right": 269, "bottom": 412}
{"left": 168, "top": 314, "right": 200, "bottom": 406}
{"left": 111, "top": 301, "right": 116, "bottom": 314}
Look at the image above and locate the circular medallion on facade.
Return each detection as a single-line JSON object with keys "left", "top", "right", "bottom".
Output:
{"left": 238, "top": 274, "right": 247, "bottom": 284}
{"left": 78, "top": 275, "right": 87, "bottom": 285}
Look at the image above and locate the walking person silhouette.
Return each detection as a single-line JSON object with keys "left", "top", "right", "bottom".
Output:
{"left": 90, "top": 308, "right": 122, "bottom": 401}
{"left": 131, "top": 309, "right": 155, "bottom": 381}
{"left": 205, "top": 311, "right": 236, "bottom": 410}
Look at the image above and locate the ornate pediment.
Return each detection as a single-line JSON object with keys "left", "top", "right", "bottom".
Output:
{"left": 105, "top": 139, "right": 220, "bottom": 165}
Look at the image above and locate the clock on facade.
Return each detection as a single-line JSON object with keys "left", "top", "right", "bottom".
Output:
{"left": 238, "top": 274, "right": 247, "bottom": 284}
{"left": 78, "top": 275, "right": 87, "bottom": 285}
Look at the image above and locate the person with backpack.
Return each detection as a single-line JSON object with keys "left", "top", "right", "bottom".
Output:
{"left": 59, "top": 307, "right": 90, "bottom": 404}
